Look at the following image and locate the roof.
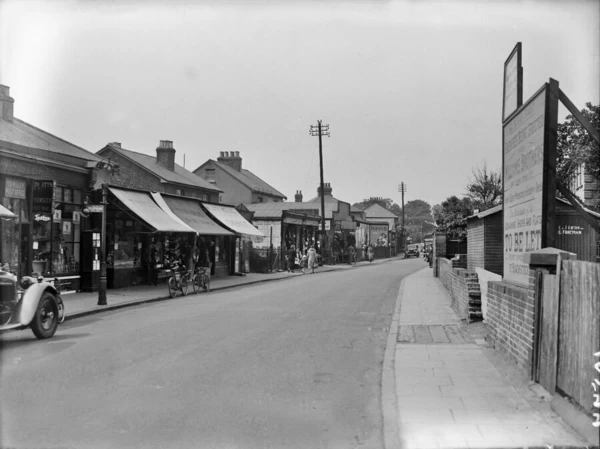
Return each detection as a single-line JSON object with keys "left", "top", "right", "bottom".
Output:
{"left": 245, "top": 202, "right": 322, "bottom": 219}
{"left": 0, "top": 118, "right": 101, "bottom": 163}
{"left": 200, "top": 160, "right": 286, "bottom": 199}
{"left": 305, "top": 194, "right": 363, "bottom": 213}
{"left": 467, "top": 204, "right": 503, "bottom": 220}
{"left": 468, "top": 200, "right": 600, "bottom": 220}
{"left": 363, "top": 203, "right": 399, "bottom": 219}
{"left": 100, "top": 144, "right": 222, "bottom": 193}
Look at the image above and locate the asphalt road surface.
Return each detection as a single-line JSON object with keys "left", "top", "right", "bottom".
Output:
{"left": 1, "top": 258, "right": 425, "bottom": 449}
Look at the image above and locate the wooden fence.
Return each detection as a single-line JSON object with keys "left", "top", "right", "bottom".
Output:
{"left": 555, "top": 260, "right": 600, "bottom": 414}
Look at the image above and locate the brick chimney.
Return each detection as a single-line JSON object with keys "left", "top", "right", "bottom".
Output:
{"left": 0, "top": 85, "right": 15, "bottom": 121}
{"left": 110, "top": 142, "right": 122, "bottom": 149}
{"left": 217, "top": 150, "right": 242, "bottom": 172}
{"left": 156, "top": 140, "right": 176, "bottom": 171}
{"left": 317, "top": 182, "right": 333, "bottom": 197}
{"left": 295, "top": 190, "right": 303, "bottom": 202}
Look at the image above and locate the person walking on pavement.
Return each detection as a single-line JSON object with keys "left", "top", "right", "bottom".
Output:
{"left": 307, "top": 245, "right": 317, "bottom": 274}
{"left": 367, "top": 244, "right": 375, "bottom": 263}
{"left": 347, "top": 244, "right": 356, "bottom": 265}
{"left": 301, "top": 250, "right": 308, "bottom": 274}
{"left": 286, "top": 245, "right": 297, "bottom": 273}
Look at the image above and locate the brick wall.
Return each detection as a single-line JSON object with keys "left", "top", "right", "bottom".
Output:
{"left": 484, "top": 212, "right": 503, "bottom": 275}
{"left": 486, "top": 276, "right": 534, "bottom": 372}
{"left": 467, "top": 219, "right": 484, "bottom": 271}
{"left": 438, "top": 258, "right": 479, "bottom": 321}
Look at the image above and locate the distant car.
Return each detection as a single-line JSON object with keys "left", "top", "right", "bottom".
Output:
{"left": 405, "top": 244, "right": 420, "bottom": 258}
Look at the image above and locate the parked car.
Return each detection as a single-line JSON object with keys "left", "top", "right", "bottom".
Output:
{"left": 405, "top": 244, "right": 420, "bottom": 258}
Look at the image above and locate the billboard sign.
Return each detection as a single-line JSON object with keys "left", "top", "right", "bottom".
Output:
{"left": 503, "top": 43, "right": 523, "bottom": 122}
{"left": 503, "top": 83, "right": 557, "bottom": 285}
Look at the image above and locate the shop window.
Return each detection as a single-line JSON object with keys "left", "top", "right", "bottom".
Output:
{"left": 1, "top": 197, "right": 23, "bottom": 273}
{"left": 51, "top": 186, "right": 83, "bottom": 275}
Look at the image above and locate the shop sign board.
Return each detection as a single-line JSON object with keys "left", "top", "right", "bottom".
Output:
{"left": 503, "top": 82, "right": 558, "bottom": 285}
{"left": 86, "top": 205, "right": 104, "bottom": 213}
{"left": 32, "top": 180, "right": 54, "bottom": 214}
{"left": 3, "top": 177, "right": 27, "bottom": 199}
{"left": 503, "top": 42, "right": 523, "bottom": 122}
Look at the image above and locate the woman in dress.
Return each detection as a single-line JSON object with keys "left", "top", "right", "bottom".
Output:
{"left": 307, "top": 245, "right": 318, "bottom": 274}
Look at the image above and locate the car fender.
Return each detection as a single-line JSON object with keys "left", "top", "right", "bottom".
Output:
{"left": 19, "top": 283, "right": 58, "bottom": 325}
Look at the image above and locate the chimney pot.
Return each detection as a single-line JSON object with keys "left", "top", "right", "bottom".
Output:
{"left": 217, "top": 150, "right": 242, "bottom": 171}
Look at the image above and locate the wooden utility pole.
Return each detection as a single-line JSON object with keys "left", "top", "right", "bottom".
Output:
{"left": 310, "top": 120, "right": 330, "bottom": 253}
{"left": 398, "top": 182, "right": 407, "bottom": 250}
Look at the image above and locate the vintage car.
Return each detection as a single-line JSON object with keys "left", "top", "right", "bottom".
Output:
{"left": 405, "top": 243, "right": 421, "bottom": 258}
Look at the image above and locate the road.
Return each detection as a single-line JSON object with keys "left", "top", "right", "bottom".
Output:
{"left": 1, "top": 258, "right": 426, "bottom": 449}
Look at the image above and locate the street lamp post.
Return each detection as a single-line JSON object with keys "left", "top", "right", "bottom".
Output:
{"left": 98, "top": 183, "right": 108, "bottom": 306}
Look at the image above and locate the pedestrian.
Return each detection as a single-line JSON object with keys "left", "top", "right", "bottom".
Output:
{"left": 347, "top": 244, "right": 355, "bottom": 265}
{"left": 367, "top": 244, "right": 375, "bottom": 263}
{"left": 286, "top": 245, "right": 297, "bottom": 273}
{"left": 307, "top": 245, "right": 317, "bottom": 274}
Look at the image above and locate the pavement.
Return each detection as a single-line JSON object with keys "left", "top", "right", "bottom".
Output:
{"left": 40, "top": 256, "right": 401, "bottom": 321}
{"left": 384, "top": 267, "right": 592, "bottom": 449}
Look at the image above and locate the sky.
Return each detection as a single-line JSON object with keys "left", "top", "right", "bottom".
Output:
{"left": 1, "top": 0, "right": 598, "bottom": 208}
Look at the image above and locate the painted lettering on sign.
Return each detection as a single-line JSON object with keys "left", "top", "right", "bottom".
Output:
{"left": 34, "top": 214, "right": 51, "bottom": 222}
{"left": 503, "top": 88, "right": 546, "bottom": 285}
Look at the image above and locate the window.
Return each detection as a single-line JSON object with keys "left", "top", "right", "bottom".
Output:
{"left": 257, "top": 197, "right": 263, "bottom": 203}
{"left": 176, "top": 189, "right": 184, "bottom": 196}
{"left": 51, "top": 186, "right": 83, "bottom": 275}
{"left": 205, "top": 168, "right": 216, "bottom": 183}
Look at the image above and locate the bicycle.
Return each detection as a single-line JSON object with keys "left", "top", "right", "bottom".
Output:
{"left": 192, "top": 265, "right": 210, "bottom": 293}
{"left": 167, "top": 266, "right": 190, "bottom": 298}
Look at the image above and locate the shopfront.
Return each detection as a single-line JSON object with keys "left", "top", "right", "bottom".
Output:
{"left": 81, "top": 186, "right": 195, "bottom": 290}
{"left": 0, "top": 174, "right": 87, "bottom": 289}
{"left": 201, "top": 203, "right": 265, "bottom": 276}
{"left": 151, "top": 193, "right": 234, "bottom": 278}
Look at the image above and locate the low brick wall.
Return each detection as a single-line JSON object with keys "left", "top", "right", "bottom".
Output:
{"left": 486, "top": 278, "right": 534, "bottom": 372}
{"left": 438, "top": 257, "right": 479, "bottom": 321}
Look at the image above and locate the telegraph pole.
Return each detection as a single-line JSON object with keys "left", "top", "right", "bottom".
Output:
{"left": 310, "top": 120, "right": 330, "bottom": 254}
{"left": 398, "top": 182, "right": 407, "bottom": 251}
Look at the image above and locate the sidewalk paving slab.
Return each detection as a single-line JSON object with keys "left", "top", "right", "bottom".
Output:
{"left": 389, "top": 267, "right": 588, "bottom": 449}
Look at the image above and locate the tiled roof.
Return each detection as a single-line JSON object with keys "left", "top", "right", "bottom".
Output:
{"left": 213, "top": 161, "right": 286, "bottom": 199}
{"left": 245, "top": 202, "right": 322, "bottom": 219}
{"left": 364, "top": 203, "right": 399, "bottom": 219}
{"left": 100, "top": 144, "right": 222, "bottom": 193}
{"left": 0, "top": 118, "right": 101, "bottom": 162}
{"left": 306, "top": 194, "right": 363, "bottom": 213}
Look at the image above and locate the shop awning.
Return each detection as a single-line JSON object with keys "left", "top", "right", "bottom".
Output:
{"left": 155, "top": 193, "right": 233, "bottom": 236}
{"left": 108, "top": 187, "right": 194, "bottom": 233}
{"left": 0, "top": 204, "right": 17, "bottom": 219}
{"left": 202, "top": 203, "right": 265, "bottom": 238}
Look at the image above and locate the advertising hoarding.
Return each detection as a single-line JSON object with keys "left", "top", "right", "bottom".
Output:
{"left": 503, "top": 85, "right": 549, "bottom": 285}
{"left": 503, "top": 43, "right": 523, "bottom": 122}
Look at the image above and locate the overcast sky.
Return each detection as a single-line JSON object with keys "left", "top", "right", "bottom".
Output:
{"left": 1, "top": 0, "right": 598, "bottom": 208}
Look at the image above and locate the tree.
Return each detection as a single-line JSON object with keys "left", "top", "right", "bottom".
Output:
{"left": 557, "top": 102, "right": 600, "bottom": 203}
{"left": 399, "top": 199, "right": 436, "bottom": 243}
{"left": 432, "top": 196, "right": 473, "bottom": 239}
{"left": 465, "top": 163, "right": 502, "bottom": 211}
